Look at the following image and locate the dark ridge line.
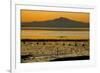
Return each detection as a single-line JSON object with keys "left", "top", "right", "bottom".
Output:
{"left": 21, "top": 39, "right": 89, "bottom": 41}
{"left": 50, "top": 56, "right": 89, "bottom": 61}
{"left": 21, "top": 17, "right": 89, "bottom": 24}
{"left": 21, "top": 17, "right": 89, "bottom": 28}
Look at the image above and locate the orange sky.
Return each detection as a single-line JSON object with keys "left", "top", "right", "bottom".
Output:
{"left": 21, "top": 10, "right": 89, "bottom": 23}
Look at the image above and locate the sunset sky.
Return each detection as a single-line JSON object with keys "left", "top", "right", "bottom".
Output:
{"left": 21, "top": 10, "right": 89, "bottom": 23}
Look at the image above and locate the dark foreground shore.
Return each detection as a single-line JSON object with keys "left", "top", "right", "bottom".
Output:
{"left": 50, "top": 56, "right": 89, "bottom": 61}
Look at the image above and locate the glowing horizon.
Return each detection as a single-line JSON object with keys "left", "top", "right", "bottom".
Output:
{"left": 21, "top": 10, "right": 89, "bottom": 23}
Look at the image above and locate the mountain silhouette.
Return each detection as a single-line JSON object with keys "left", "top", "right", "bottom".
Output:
{"left": 21, "top": 17, "right": 89, "bottom": 28}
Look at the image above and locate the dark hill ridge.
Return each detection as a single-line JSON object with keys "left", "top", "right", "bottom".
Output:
{"left": 21, "top": 17, "right": 89, "bottom": 28}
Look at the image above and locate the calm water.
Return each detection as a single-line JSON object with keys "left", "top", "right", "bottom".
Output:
{"left": 21, "top": 30, "right": 89, "bottom": 40}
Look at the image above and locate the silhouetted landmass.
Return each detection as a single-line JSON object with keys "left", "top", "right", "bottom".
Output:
{"left": 50, "top": 56, "right": 89, "bottom": 61}
{"left": 21, "top": 17, "right": 89, "bottom": 29}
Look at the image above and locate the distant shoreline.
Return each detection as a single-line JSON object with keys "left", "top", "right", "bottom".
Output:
{"left": 21, "top": 27, "right": 89, "bottom": 31}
